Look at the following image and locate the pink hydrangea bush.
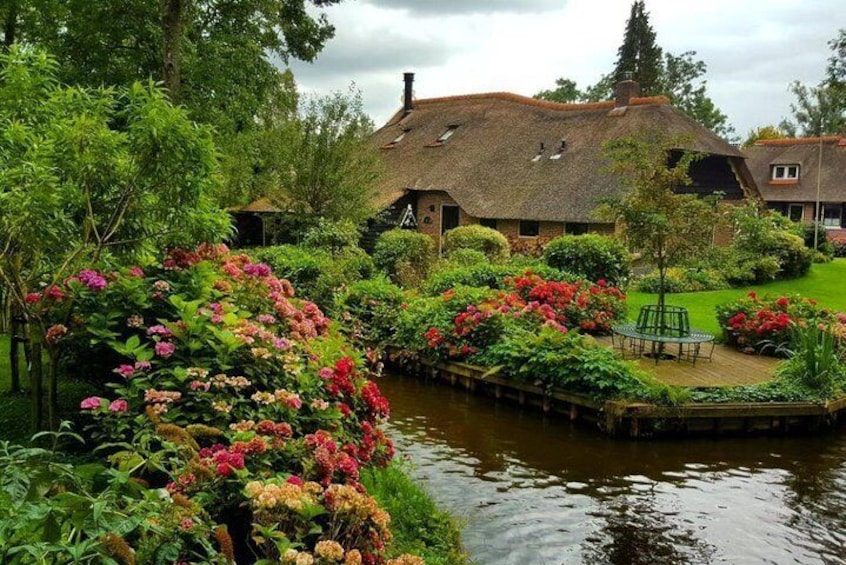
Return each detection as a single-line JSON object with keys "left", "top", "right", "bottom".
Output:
{"left": 29, "top": 244, "right": 419, "bottom": 565}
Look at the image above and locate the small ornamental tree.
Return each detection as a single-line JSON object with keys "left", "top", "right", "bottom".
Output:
{"left": 598, "top": 131, "right": 718, "bottom": 310}
{"left": 0, "top": 47, "right": 230, "bottom": 429}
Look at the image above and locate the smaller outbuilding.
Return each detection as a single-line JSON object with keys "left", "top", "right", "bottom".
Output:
{"left": 746, "top": 136, "right": 846, "bottom": 242}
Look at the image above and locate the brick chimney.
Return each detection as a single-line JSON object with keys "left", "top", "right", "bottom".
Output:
{"left": 615, "top": 78, "right": 640, "bottom": 108}
{"left": 403, "top": 72, "right": 414, "bottom": 116}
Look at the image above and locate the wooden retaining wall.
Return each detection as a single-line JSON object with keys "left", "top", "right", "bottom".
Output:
{"left": 389, "top": 356, "right": 846, "bottom": 439}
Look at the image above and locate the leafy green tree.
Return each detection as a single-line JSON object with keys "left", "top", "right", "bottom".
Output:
{"left": 267, "top": 87, "right": 383, "bottom": 225}
{"left": 613, "top": 0, "right": 663, "bottom": 94}
{"left": 741, "top": 125, "right": 788, "bottom": 148}
{"left": 1, "top": 0, "right": 345, "bottom": 203}
{"left": 598, "top": 131, "right": 717, "bottom": 310}
{"left": 533, "top": 77, "right": 582, "bottom": 103}
{"left": 781, "top": 29, "right": 846, "bottom": 136}
{"left": 534, "top": 2, "right": 734, "bottom": 139}
{"left": 0, "top": 46, "right": 229, "bottom": 428}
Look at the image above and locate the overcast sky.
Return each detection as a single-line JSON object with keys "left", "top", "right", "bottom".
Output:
{"left": 288, "top": 0, "right": 843, "bottom": 138}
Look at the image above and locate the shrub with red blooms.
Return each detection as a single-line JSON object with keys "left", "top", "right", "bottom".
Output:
{"left": 27, "top": 245, "right": 419, "bottom": 564}
{"left": 717, "top": 292, "right": 846, "bottom": 355}
{"left": 396, "top": 272, "right": 627, "bottom": 363}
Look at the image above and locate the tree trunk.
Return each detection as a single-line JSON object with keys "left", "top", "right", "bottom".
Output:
{"left": 161, "top": 0, "right": 186, "bottom": 101}
{"left": 9, "top": 308, "right": 23, "bottom": 394}
{"left": 3, "top": 1, "right": 17, "bottom": 48}
{"left": 28, "top": 322, "right": 43, "bottom": 431}
{"left": 47, "top": 350, "right": 58, "bottom": 430}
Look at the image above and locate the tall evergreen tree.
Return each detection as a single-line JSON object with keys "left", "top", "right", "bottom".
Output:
{"left": 613, "top": 1, "right": 663, "bottom": 95}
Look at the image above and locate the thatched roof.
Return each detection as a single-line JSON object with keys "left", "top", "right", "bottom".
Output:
{"left": 372, "top": 92, "right": 750, "bottom": 222}
{"left": 745, "top": 136, "right": 846, "bottom": 202}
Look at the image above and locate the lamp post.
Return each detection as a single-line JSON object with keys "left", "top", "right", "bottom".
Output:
{"left": 813, "top": 128, "right": 823, "bottom": 251}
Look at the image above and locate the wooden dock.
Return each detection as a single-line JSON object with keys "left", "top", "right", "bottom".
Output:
{"left": 387, "top": 347, "right": 846, "bottom": 439}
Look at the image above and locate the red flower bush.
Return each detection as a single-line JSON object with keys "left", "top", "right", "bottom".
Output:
{"left": 717, "top": 292, "right": 845, "bottom": 355}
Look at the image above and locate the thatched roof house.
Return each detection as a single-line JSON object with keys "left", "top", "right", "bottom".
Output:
{"left": 745, "top": 136, "right": 846, "bottom": 241}
{"left": 372, "top": 75, "right": 758, "bottom": 249}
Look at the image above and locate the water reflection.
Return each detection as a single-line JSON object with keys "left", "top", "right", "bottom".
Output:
{"left": 377, "top": 373, "right": 846, "bottom": 565}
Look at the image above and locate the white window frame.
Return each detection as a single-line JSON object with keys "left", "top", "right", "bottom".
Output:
{"left": 821, "top": 204, "right": 842, "bottom": 229}
{"left": 787, "top": 204, "right": 804, "bottom": 222}
{"left": 772, "top": 164, "right": 800, "bottom": 180}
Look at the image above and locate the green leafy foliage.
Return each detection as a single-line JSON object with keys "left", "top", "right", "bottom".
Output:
{"left": 543, "top": 234, "right": 631, "bottom": 286}
{"left": 302, "top": 218, "right": 362, "bottom": 256}
{"left": 442, "top": 225, "right": 510, "bottom": 263}
{"left": 373, "top": 230, "right": 436, "bottom": 287}
{"left": 477, "top": 327, "right": 684, "bottom": 404}
{"left": 635, "top": 267, "right": 728, "bottom": 293}
{"left": 423, "top": 262, "right": 575, "bottom": 296}
{"left": 334, "top": 277, "right": 405, "bottom": 345}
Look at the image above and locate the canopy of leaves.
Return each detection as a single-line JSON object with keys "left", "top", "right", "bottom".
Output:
{"left": 597, "top": 131, "right": 718, "bottom": 306}
{"left": 0, "top": 46, "right": 229, "bottom": 306}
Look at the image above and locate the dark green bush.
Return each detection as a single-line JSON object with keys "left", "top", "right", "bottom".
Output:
{"left": 476, "top": 327, "right": 684, "bottom": 403}
{"left": 769, "top": 231, "right": 813, "bottom": 278}
{"left": 252, "top": 244, "right": 331, "bottom": 297}
{"left": 802, "top": 222, "right": 835, "bottom": 258}
{"left": 373, "top": 229, "right": 436, "bottom": 286}
{"left": 543, "top": 234, "right": 631, "bottom": 286}
{"left": 442, "top": 225, "right": 510, "bottom": 263}
{"left": 302, "top": 218, "right": 361, "bottom": 255}
{"left": 334, "top": 276, "right": 405, "bottom": 344}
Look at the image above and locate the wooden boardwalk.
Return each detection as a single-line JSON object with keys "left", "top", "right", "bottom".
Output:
{"left": 593, "top": 336, "right": 778, "bottom": 388}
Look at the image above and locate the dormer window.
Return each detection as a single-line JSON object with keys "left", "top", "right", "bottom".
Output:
{"left": 772, "top": 164, "right": 799, "bottom": 181}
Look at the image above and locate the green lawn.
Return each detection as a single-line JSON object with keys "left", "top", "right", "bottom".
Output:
{"left": 626, "top": 259, "right": 846, "bottom": 335}
{"left": 0, "top": 334, "right": 97, "bottom": 444}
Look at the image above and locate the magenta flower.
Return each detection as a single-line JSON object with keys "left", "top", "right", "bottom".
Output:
{"left": 78, "top": 270, "right": 107, "bottom": 291}
{"left": 258, "top": 314, "right": 276, "bottom": 325}
{"left": 243, "top": 263, "right": 272, "bottom": 277}
{"left": 273, "top": 338, "right": 290, "bottom": 350}
{"left": 126, "top": 266, "right": 145, "bottom": 278}
{"left": 80, "top": 396, "right": 104, "bottom": 410}
{"left": 114, "top": 364, "right": 135, "bottom": 378}
{"left": 134, "top": 360, "right": 151, "bottom": 371}
{"left": 155, "top": 341, "right": 176, "bottom": 358}
{"left": 146, "top": 325, "right": 173, "bottom": 338}
{"left": 108, "top": 399, "right": 129, "bottom": 413}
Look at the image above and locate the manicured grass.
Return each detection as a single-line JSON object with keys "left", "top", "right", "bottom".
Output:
{"left": 626, "top": 259, "right": 846, "bottom": 336}
{"left": 0, "top": 334, "right": 98, "bottom": 444}
{"left": 362, "top": 462, "right": 471, "bottom": 565}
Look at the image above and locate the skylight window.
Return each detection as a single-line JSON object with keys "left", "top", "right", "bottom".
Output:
{"left": 437, "top": 125, "right": 458, "bottom": 142}
{"left": 549, "top": 140, "right": 567, "bottom": 160}
{"left": 381, "top": 130, "right": 408, "bottom": 150}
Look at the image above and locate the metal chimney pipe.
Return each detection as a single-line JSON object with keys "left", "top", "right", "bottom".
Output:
{"left": 403, "top": 72, "right": 415, "bottom": 115}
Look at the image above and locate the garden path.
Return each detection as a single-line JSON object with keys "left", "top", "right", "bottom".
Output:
{"left": 594, "top": 337, "right": 778, "bottom": 387}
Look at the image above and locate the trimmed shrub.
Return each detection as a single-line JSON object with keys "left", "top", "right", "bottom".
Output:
{"left": 252, "top": 244, "right": 331, "bottom": 297}
{"left": 302, "top": 218, "right": 361, "bottom": 255}
{"left": 373, "top": 229, "right": 436, "bottom": 286}
{"left": 635, "top": 267, "right": 729, "bottom": 293}
{"left": 543, "top": 234, "right": 631, "bottom": 286}
{"left": 442, "top": 225, "right": 510, "bottom": 263}
{"left": 769, "top": 231, "right": 813, "bottom": 278}
{"left": 438, "top": 248, "right": 488, "bottom": 269}
{"left": 334, "top": 277, "right": 405, "bottom": 344}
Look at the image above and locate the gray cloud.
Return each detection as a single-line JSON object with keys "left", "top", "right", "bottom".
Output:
{"left": 361, "top": 0, "right": 564, "bottom": 16}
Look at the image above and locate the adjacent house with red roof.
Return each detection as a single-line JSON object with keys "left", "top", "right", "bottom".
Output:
{"left": 745, "top": 136, "right": 846, "bottom": 242}
{"left": 371, "top": 74, "right": 760, "bottom": 250}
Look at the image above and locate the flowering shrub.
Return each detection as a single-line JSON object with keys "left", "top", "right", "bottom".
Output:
{"left": 24, "top": 245, "right": 424, "bottom": 564}
{"left": 395, "top": 273, "right": 626, "bottom": 364}
{"left": 716, "top": 292, "right": 846, "bottom": 354}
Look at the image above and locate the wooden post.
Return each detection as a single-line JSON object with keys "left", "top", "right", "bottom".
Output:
{"left": 28, "top": 323, "right": 43, "bottom": 432}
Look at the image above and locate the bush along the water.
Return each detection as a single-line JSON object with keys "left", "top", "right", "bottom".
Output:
{"left": 716, "top": 292, "right": 846, "bottom": 355}
{"left": 21, "top": 245, "right": 431, "bottom": 565}
{"left": 373, "top": 230, "right": 436, "bottom": 287}
{"left": 334, "top": 277, "right": 406, "bottom": 346}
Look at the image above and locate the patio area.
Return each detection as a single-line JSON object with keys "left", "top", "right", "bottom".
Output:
{"left": 594, "top": 336, "right": 779, "bottom": 388}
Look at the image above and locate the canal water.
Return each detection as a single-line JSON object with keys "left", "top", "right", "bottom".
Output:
{"left": 377, "top": 373, "right": 846, "bottom": 565}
